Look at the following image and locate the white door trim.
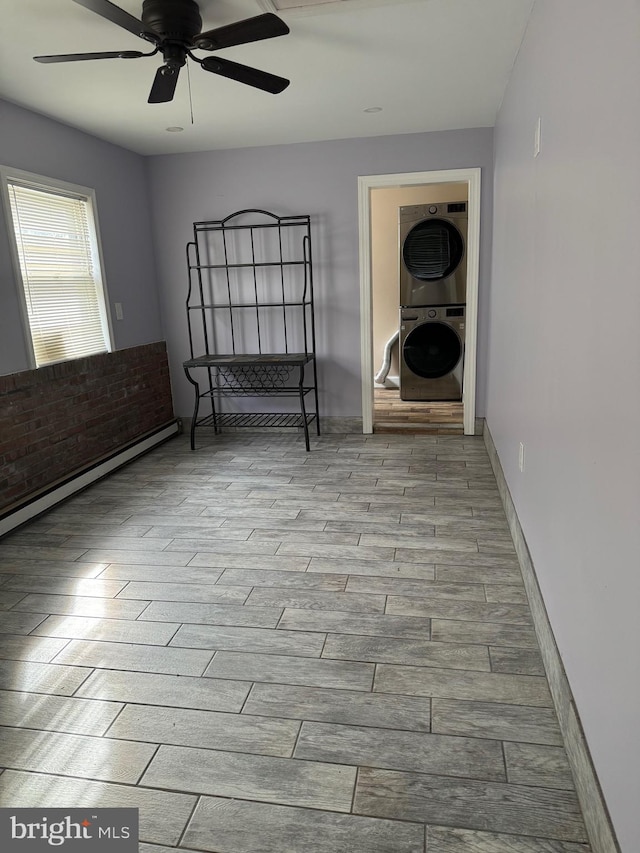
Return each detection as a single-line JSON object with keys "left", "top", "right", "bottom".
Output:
{"left": 358, "top": 167, "right": 481, "bottom": 435}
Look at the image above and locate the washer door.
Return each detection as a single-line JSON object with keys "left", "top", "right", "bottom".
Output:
{"left": 402, "top": 218, "right": 464, "bottom": 281}
{"left": 403, "top": 321, "right": 462, "bottom": 378}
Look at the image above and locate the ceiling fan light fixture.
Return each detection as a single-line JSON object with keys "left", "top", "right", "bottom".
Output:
{"left": 364, "top": 106, "right": 382, "bottom": 113}
{"left": 166, "top": 126, "right": 184, "bottom": 132}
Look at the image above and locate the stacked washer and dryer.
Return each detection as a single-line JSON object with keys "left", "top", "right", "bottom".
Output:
{"left": 399, "top": 201, "right": 467, "bottom": 401}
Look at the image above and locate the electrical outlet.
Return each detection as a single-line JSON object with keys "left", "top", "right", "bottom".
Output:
{"left": 534, "top": 117, "right": 541, "bottom": 157}
{"left": 115, "top": 302, "right": 124, "bottom": 320}
{"left": 519, "top": 442, "right": 525, "bottom": 472}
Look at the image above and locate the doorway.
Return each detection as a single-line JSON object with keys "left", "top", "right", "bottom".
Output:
{"left": 358, "top": 168, "right": 481, "bottom": 435}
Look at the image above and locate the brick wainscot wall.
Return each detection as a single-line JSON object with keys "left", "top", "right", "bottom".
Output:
{"left": 0, "top": 342, "right": 176, "bottom": 515}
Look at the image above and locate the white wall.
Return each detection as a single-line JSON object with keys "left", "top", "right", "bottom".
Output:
{"left": 147, "top": 128, "right": 493, "bottom": 418}
{"left": 0, "top": 99, "right": 163, "bottom": 375}
{"left": 487, "top": 2, "right": 640, "bottom": 849}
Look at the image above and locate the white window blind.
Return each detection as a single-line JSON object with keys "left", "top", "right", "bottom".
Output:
{"left": 6, "top": 179, "right": 111, "bottom": 367}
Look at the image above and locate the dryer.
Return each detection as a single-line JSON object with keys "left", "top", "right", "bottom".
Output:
{"left": 399, "top": 201, "right": 467, "bottom": 307}
{"left": 399, "top": 305, "right": 465, "bottom": 401}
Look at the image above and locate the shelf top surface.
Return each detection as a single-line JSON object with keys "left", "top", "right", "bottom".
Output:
{"left": 184, "top": 353, "right": 314, "bottom": 368}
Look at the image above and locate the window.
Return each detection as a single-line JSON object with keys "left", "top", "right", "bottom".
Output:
{"left": 1, "top": 168, "right": 112, "bottom": 368}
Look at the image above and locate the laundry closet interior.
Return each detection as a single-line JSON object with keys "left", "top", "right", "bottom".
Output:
{"left": 371, "top": 182, "right": 468, "bottom": 433}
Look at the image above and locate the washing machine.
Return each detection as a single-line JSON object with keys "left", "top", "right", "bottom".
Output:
{"left": 399, "top": 305, "right": 465, "bottom": 401}
{"left": 399, "top": 201, "right": 467, "bottom": 307}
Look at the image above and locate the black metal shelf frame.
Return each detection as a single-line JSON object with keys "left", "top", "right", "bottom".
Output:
{"left": 183, "top": 209, "right": 320, "bottom": 450}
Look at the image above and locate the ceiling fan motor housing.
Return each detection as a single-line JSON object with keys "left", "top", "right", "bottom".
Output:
{"left": 141, "top": 0, "right": 202, "bottom": 42}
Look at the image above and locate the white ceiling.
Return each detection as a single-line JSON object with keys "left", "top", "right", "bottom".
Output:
{"left": 0, "top": 0, "right": 533, "bottom": 156}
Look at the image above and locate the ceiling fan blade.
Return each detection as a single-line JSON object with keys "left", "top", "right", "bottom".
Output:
{"left": 194, "top": 13, "right": 289, "bottom": 51}
{"left": 72, "top": 0, "right": 154, "bottom": 42}
{"left": 34, "top": 50, "right": 145, "bottom": 63}
{"left": 148, "top": 65, "right": 180, "bottom": 103}
{"left": 201, "top": 56, "right": 289, "bottom": 94}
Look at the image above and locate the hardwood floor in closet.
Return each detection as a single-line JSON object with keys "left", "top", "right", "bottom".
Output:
{"left": 374, "top": 387, "right": 463, "bottom": 434}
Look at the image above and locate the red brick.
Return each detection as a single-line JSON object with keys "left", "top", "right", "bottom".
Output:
{"left": 0, "top": 342, "right": 174, "bottom": 511}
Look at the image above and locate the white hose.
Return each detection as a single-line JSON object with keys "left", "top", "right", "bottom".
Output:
{"left": 374, "top": 329, "right": 399, "bottom": 386}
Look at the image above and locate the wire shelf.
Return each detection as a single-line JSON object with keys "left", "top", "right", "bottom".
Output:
{"left": 194, "top": 412, "right": 316, "bottom": 430}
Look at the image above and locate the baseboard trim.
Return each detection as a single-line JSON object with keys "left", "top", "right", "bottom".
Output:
{"left": 483, "top": 422, "right": 620, "bottom": 853}
{"left": 0, "top": 420, "right": 180, "bottom": 538}
{"left": 320, "top": 417, "right": 363, "bottom": 434}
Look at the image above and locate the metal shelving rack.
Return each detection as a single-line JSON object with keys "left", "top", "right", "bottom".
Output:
{"left": 183, "top": 209, "right": 320, "bottom": 450}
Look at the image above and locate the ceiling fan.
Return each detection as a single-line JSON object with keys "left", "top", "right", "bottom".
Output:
{"left": 34, "top": 0, "right": 290, "bottom": 103}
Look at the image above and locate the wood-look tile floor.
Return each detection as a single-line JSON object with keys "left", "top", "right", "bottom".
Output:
{"left": 0, "top": 432, "right": 591, "bottom": 853}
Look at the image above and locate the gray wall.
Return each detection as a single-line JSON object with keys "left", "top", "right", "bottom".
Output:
{"left": 147, "top": 128, "right": 494, "bottom": 418}
{"left": 487, "top": 1, "right": 640, "bottom": 848}
{"left": 0, "top": 98, "right": 163, "bottom": 375}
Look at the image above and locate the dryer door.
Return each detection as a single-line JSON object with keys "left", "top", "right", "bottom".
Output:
{"left": 403, "top": 219, "right": 464, "bottom": 282}
{"left": 400, "top": 217, "right": 466, "bottom": 307}
{"left": 403, "top": 321, "right": 462, "bottom": 379}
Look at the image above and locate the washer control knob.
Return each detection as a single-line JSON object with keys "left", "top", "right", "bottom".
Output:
{"left": 428, "top": 205, "right": 437, "bottom": 214}
{"left": 428, "top": 309, "right": 437, "bottom": 318}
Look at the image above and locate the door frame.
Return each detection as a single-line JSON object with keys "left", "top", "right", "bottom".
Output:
{"left": 357, "top": 167, "right": 481, "bottom": 435}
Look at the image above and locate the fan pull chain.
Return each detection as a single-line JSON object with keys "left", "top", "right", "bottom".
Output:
{"left": 187, "top": 60, "right": 194, "bottom": 125}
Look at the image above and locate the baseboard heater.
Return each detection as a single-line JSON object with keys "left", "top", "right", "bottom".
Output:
{"left": 0, "top": 420, "right": 180, "bottom": 538}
